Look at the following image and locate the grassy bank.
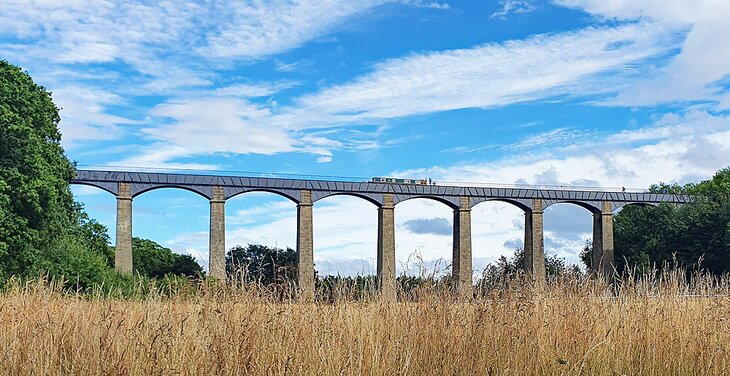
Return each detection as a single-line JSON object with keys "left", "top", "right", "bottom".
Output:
{"left": 1, "top": 272, "right": 729, "bottom": 375}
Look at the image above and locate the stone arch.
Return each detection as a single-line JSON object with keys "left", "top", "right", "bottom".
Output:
{"left": 70, "top": 181, "right": 119, "bottom": 197}
{"left": 612, "top": 201, "right": 659, "bottom": 212}
{"left": 131, "top": 184, "right": 212, "bottom": 200}
{"left": 226, "top": 188, "right": 301, "bottom": 204}
{"left": 543, "top": 200, "right": 601, "bottom": 214}
{"left": 312, "top": 191, "right": 383, "bottom": 207}
{"left": 470, "top": 197, "right": 532, "bottom": 212}
{"left": 393, "top": 195, "right": 459, "bottom": 210}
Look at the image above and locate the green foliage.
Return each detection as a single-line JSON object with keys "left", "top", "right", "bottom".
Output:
{"left": 226, "top": 244, "right": 297, "bottom": 285}
{"left": 72, "top": 202, "right": 114, "bottom": 267}
{"left": 0, "top": 60, "right": 203, "bottom": 294}
{"left": 131, "top": 237, "right": 204, "bottom": 279}
{"left": 612, "top": 167, "right": 730, "bottom": 275}
{"left": 0, "top": 60, "right": 77, "bottom": 283}
{"left": 478, "top": 247, "right": 581, "bottom": 288}
{"left": 36, "top": 236, "right": 113, "bottom": 291}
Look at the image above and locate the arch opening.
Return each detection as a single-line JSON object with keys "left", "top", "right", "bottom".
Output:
{"left": 544, "top": 200, "right": 601, "bottom": 214}
{"left": 470, "top": 200, "right": 527, "bottom": 279}
{"left": 132, "top": 184, "right": 212, "bottom": 200}
{"left": 131, "top": 188, "right": 209, "bottom": 272}
{"left": 395, "top": 195, "right": 459, "bottom": 210}
{"left": 312, "top": 192, "right": 382, "bottom": 207}
{"left": 225, "top": 191, "right": 298, "bottom": 262}
{"left": 612, "top": 202, "right": 659, "bottom": 214}
{"left": 394, "top": 198, "right": 453, "bottom": 278}
{"left": 227, "top": 188, "right": 300, "bottom": 205}
{"left": 70, "top": 181, "right": 118, "bottom": 197}
{"left": 473, "top": 198, "right": 531, "bottom": 212}
{"left": 71, "top": 185, "right": 118, "bottom": 242}
{"left": 313, "top": 195, "right": 377, "bottom": 277}
{"left": 542, "top": 202, "right": 594, "bottom": 270}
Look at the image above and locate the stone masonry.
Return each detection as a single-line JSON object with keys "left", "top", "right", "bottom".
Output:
{"left": 452, "top": 196, "right": 472, "bottom": 296}
{"left": 524, "top": 198, "right": 545, "bottom": 281}
{"left": 208, "top": 186, "right": 226, "bottom": 280}
{"left": 297, "top": 190, "right": 315, "bottom": 300}
{"left": 592, "top": 200, "right": 615, "bottom": 276}
{"left": 377, "top": 193, "right": 396, "bottom": 302}
{"left": 115, "top": 182, "right": 133, "bottom": 273}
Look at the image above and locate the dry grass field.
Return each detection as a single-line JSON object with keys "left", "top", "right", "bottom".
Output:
{"left": 1, "top": 272, "right": 730, "bottom": 375}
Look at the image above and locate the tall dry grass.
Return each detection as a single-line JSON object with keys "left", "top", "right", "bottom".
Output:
{"left": 1, "top": 270, "right": 730, "bottom": 375}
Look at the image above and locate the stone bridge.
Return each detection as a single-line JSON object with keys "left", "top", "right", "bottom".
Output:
{"left": 72, "top": 169, "right": 693, "bottom": 299}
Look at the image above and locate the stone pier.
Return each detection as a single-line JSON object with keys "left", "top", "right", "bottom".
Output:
{"left": 452, "top": 196, "right": 472, "bottom": 296}
{"left": 115, "top": 182, "right": 133, "bottom": 273}
{"left": 523, "top": 198, "right": 545, "bottom": 281}
{"left": 592, "top": 200, "right": 615, "bottom": 276}
{"left": 377, "top": 193, "right": 396, "bottom": 302}
{"left": 297, "top": 190, "right": 315, "bottom": 300}
{"left": 208, "top": 186, "right": 226, "bottom": 280}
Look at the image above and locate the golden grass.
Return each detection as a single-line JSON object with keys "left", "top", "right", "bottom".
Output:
{"left": 1, "top": 273, "right": 730, "bottom": 375}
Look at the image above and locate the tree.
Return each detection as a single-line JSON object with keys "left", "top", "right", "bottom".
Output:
{"left": 0, "top": 60, "right": 78, "bottom": 282}
{"left": 131, "top": 237, "right": 203, "bottom": 278}
{"left": 610, "top": 167, "right": 730, "bottom": 275}
{"left": 226, "top": 244, "right": 297, "bottom": 285}
{"left": 478, "top": 247, "right": 580, "bottom": 288}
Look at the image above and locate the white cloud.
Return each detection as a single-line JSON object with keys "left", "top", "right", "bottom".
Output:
{"left": 491, "top": 0, "right": 536, "bottom": 19}
{"left": 200, "top": 0, "right": 390, "bottom": 59}
{"left": 111, "top": 144, "right": 222, "bottom": 171}
{"left": 403, "top": 111, "right": 730, "bottom": 190}
{"left": 145, "top": 97, "right": 296, "bottom": 156}
{"left": 503, "top": 127, "right": 592, "bottom": 150}
{"left": 402, "top": 0, "right": 451, "bottom": 10}
{"left": 0, "top": 1, "right": 387, "bottom": 65}
{"left": 553, "top": 0, "right": 730, "bottom": 107}
{"left": 211, "top": 81, "right": 300, "bottom": 98}
{"left": 0, "top": 0, "right": 395, "bottom": 150}
{"left": 51, "top": 86, "right": 137, "bottom": 148}
{"left": 275, "top": 23, "right": 677, "bottom": 130}
{"left": 116, "top": 97, "right": 353, "bottom": 167}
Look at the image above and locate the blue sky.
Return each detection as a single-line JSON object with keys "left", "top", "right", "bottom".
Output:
{"left": 2, "top": 0, "right": 730, "bottom": 276}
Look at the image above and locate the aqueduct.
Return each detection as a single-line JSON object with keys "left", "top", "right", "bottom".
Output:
{"left": 72, "top": 169, "right": 692, "bottom": 299}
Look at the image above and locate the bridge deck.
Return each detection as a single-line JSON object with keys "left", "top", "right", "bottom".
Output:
{"left": 72, "top": 169, "right": 692, "bottom": 210}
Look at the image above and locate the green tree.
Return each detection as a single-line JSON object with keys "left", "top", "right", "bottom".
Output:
{"left": 226, "top": 244, "right": 297, "bottom": 285}
{"left": 478, "top": 247, "right": 580, "bottom": 288}
{"left": 610, "top": 167, "right": 730, "bottom": 275}
{"left": 131, "top": 237, "right": 203, "bottom": 278}
{"left": 0, "top": 60, "right": 78, "bottom": 282}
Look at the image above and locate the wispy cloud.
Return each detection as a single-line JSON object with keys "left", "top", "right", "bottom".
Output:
{"left": 210, "top": 81, "right": 300, "bottom": 98}
{"left": 0, "top": 0, "right": 395, "bottom": 156}
{"left": 503, "top": 127, "right": 592, "bottom": 150}
{"left": 402, "top": 0, "right": 451, "bottom": 10}
{"left": 277, "top": 23, "right": 677, "bottom": 130}
{"left": 199, "top": 0, "right": 391, "bottom": 59}
{"left": 553, "top": 0, "right": 730, "bottom": 108}
{"left": 51, "top": 86, "right": 138, "bottom": 147}
{"left": 491, "top": 0, "right": 536, "bottom": 19}
{"left": 116, "top": 21, "right": 679, "bottom": 166}
{"left": 0, "top": 0, "right": 390, "bottom": 65}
